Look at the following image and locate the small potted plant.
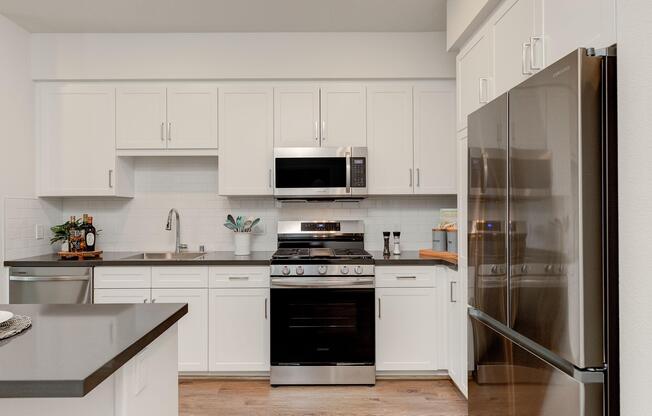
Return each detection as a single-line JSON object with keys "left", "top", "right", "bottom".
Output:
{"left": 224, "top": 215, "right": 260, "bottom": 256}
{"left": 50, "top": 218, "right": 82, "bottom": 252}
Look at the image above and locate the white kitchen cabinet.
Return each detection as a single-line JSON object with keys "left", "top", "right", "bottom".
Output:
{"left": 274, "top": 86, "right": 321, "bottom": 147}
{"left": 543, "top": 0, "right": 616, "bottom": 65}
{"left": 152, "top": 266, "right": 209, "bottom": 289}
{"left": 116, "top": 84, "right": 217, "bottom": 151}
{"left": 116, "top": 85, "right": 167, "bottom": 149}
{"left": 457, "top": 133, "right": 469, "bottom": 259}
{"left": 208, "top": 288, "right": 270, "bottom": 372}
{"left": 457, "top": 27, "right": 493, "bottom": 131}
{"left": 94, "top": 267, "right": 152, "bottom": 289}
{"left": 492, "top": 0, "right": 543, "bottom": 96}
{"left": 320, "top": 85, "right": 366, "bottom": 147}
{"left": 376, "top": 286, "right": 439, "bottom": 371}
{"left": 94, "top": 288, "right": 151, "bottom": 304}
{"left": 218, "top": 86, "right": 274, "bottom": 196}
{"left": 366, "top": 85, "right": 414, "bottom": 194}
{"left": 166, "top": 84, "right": 218, "bottom": 149}
{"left": 209, "top": 266, "right": 270, "bottom": 289}
{"left": 446, "top": 266, "right": 466, "bottom": 394}
{"left": 37, "top": 84, "right": 134, "bottom": 197}
{"left": 151, "top": 288, "right": 209, "bottom": 372}
{"left": 414, "top": 84, "right": 457, "bottom": 194}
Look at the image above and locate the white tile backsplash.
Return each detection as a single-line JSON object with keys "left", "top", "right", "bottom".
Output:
{"left": 3, "top": 197, "right": 62, "bottom": 260}
{"left": 5, "top": 157, "right": 456, "bottom": 256}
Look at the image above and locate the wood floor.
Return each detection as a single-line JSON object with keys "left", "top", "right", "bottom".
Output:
{"left": 179, "top": 378, "right": 467, "bottom": 416}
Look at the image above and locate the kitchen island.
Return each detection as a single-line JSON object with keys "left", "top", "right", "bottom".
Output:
{"left": 0, "top": 303, "right": 187, "bottom": 415}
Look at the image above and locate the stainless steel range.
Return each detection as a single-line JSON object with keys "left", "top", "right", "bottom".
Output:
{"left": 269, "top": 220, "right": 375, "bottom": 386}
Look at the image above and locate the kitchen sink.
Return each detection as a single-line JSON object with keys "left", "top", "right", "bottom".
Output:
{"left": 123, "top": 252, "right": 206, "bottom": 260}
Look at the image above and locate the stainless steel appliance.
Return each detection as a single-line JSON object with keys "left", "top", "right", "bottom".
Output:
{"left": 468, "top": 47, "right": 618, "bottom": 415}
{"left": 270, "top": 220, "right": 375, "bottom": 385}
{"left": 273, "top": 147, "right": 367, "bottom": 200}
{"left": 9, "top": 267, "right": 92, "bottom": 304}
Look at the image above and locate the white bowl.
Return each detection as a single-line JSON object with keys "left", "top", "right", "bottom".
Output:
{"left": 0, "top": 311, "right": 14, "bottom": 325}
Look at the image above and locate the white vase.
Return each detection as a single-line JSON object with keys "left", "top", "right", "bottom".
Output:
{"left": 234, "top": 232, "right": 252, "bottom": 256}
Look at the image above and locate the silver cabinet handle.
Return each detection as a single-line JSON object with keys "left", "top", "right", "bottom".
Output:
{"left": 530, "top": 36, "right": 544, "bottom": 70}
{"left": 378, "top": 298, "right": 381, "bottom": 319}
{"left": 151, "top": 298, "right": 156, "bottom": 303}
{"left": 160, "top": 122, "right": 165, "bottom": 141}
{"left": 167, "top": 122, "right": 172, "bottom": 141}
{"left": 450, "top": 281, "right": 457, "bottom": 303}
{"left": 269, "top": 169, "right": 273, "bottom": 188}
{"left": 143, "top": 299, "right": 148, "bottom": 303}
{"left": 228, "top": 276, "right": 249, "bottom": 280}
{"left": 478, "top": 78, "right": 489, "bottom": 104}
{"left": 108, "top": 169, "right": 113, "bottom": 188}
{"left": 397, "top": 275, "right": 417, "bottom": 279}
{"left": 409, "top": 168, "right": 413, "bottom": 187}
{"left": 522, "top": 42, "right": 532, "bottom": 75}
{"left": 264, "top": 297, "right": 268, "bottom": 319}
{"left": 314, "top": 120, "right": 319, "bottom": 143}
{"left": 321, "top": 120, "right": 326, "bottom": 142}
{"left": 416, "top": 168, "right": 420, "bottom": 187}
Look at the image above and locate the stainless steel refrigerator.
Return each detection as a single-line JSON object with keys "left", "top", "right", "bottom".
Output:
{"left": 467, "top": 47, "right": 618, "bottom": 416}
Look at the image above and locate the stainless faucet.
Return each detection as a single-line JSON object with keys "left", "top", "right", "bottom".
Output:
{"left": 166, "top": 208, "right": 187, "bottom": 253}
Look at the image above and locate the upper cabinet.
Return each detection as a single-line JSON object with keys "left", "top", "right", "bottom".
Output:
{"left": 218, "top": 86, "right": 274, "bottom": 196}
{"left": 274, "top": 86, "right": 321, "bottom": 147}
{"left": 457, "top": 27, "right": 493, "bottom": 132}
{"left": 492, "top": 0, "right": 543, "bottom": 96}
{"left": 116, "top": 83, "right": 218, "bottom": 152}
{"left": 320, "top": 85, "right": 367, "bottom": 147}
{"left": 414, "top": 84, "right": 457, "bottom": 195}
{"left": 37, "top": 84, "right": 134, "bottom": 197}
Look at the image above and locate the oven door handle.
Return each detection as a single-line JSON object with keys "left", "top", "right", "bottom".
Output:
{"left": 271, "top": 279, "right": 374, "bottom": 289}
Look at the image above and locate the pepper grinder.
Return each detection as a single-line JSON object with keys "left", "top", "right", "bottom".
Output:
{"left": 393, "top": 231, "right": 402, "bottom": 255}
{"left": 383, "top": 232, "right": 391, "bottom": 257}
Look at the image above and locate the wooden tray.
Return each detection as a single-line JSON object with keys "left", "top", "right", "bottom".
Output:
{"left": 418, "top": 249, "right": 458, "bottom": 264}
{"left": 58, "top": 250, "right": 103, "bottom": 260}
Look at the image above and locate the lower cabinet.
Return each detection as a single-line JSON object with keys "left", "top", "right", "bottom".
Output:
{"left": 208, "top": 288, "right": 270, "bottom": 372}
{"left": 151, "top": 288, "right": 209, "bottom": 372}
{"left": 94, "top": 288, "right": 150, "bottom": 304}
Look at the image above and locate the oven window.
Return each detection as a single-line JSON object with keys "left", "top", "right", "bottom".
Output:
{"left": 271, "top": 288, "right": 375, "bottom": 365}
{"left": 275, "top": 158, "right": 346, "bottom": 188}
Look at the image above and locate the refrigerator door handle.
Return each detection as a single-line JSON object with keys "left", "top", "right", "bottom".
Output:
{"left": 469, "top": 307, "right": 605, "bottom": 384}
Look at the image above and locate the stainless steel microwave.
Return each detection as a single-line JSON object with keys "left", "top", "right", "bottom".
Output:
{"left": 273, "top": 147, "right": 368, "bottom": 199}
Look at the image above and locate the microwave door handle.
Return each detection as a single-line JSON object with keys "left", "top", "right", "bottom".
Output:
{"left": 345, "top": 151, "right": 351, "bottom": 194}
{"left": 481, "top": 151, "right": 488, "bottom": 194}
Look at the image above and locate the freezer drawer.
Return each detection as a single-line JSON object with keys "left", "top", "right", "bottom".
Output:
{"left": 9, "top": 267, "right": 92, "bottom": 304}
{"left": 469, "top": 309, "right": 603, "bottom": 416}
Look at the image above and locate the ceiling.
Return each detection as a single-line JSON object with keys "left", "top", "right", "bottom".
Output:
{"left": 0, "top": 0, "right": 447, "bottom": 33}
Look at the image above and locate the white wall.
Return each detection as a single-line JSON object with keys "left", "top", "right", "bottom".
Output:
{"left": 31, "top": 32, "right": 455, "bottom": 80}
{"left": 0, "top": 15, "right": 38, "bottom": 302}
{"left": 617, "top": 1, "right": 652, "bottom": 414}
{"left": 56, "top": 158, "right": 455, "bottom": 253}
{"left": 446, "top": 0, "right": 499, "bottom": 50}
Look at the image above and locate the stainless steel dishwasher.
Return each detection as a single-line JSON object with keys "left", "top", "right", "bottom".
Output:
{"left": 9, "top": 267, "right": 92, "bottom": 304}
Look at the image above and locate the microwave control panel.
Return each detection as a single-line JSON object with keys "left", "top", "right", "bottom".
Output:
{"left": 351, "top": 158, "right": 366, "bottom": 188}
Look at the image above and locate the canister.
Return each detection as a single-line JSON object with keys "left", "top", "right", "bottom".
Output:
{"left": 446, "top": 229, "right": 458, "bottom": 253}
{"left": 432, "top": 229, "right": 447, "bottom": 252}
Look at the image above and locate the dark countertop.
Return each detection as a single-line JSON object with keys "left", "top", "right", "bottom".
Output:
{"left": 3, "top": 251, "right": 276, "bottom": 267}
{"left": 0, "top": 303, "right": 187, "bottom": 398}
{"left": 370, "top": 250, "right": 458, "bottom": 268}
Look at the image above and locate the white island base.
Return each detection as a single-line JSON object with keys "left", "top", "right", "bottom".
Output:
{"left": 2, "top": 324, "right": 179, "bottom": 416}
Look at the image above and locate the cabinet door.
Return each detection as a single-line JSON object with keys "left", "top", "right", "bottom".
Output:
{"left": 209, "top": 288, "right": 270, "bottom": 371}
{"left": 376, "top": 287, "right": 439, "bottom": 371}
{"left": 544, "top": 0, "right": 616, "bottom": 65}
{"left": 116, "top": 85, "right": 167, "bottom": 149}
{"left": 94, "top": 267, "right": 152, "bottom": 289}
{"left": 218, "top": 87, "right": 274, "bottom": 196}
{"left": 151, "top": 288, "right": 209, "bottom": 372}
{"left": 166, "top": 84, "right": 218, "bottom": 149}
{"left": 446, "top": 268, "right": 463, "bottom": 390}
{"left": 38, "top": 84, "right": 117, "bottom": 196}
{"left": 320, "top": 85, "right": 366, "bottom": 147}
{"left": 274, "top": 86, "right": 320, "bottom": 147}
{"left": 414, "top": 83, "right": 457, "bottom": 195}
{"left": 366, "top": 86, "right": 414, "bottom": 194}
{"left": 94, "top": 288, "right": 151, "bottom": 304}
{"left": 457, "top": 134, "right": 469, "bottom": 259}
{"left": 492, "top": 0, "right": 542, "bottom": 96}
{"left": 456, "top": 28, "right": 493, "bottom": 131}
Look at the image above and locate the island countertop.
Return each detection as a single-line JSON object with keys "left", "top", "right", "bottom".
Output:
{"left": 0, "top": 303, "right": 187, "bottom": 398}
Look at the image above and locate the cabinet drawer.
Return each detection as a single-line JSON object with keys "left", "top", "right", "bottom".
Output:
{"left": 375, "top": 266, "right": 436, "bottom": 288}
{"left": 94, "top": 288, "right": 151, "bottom": 304}
{"left": 152, "top": 267, "right": 209, "bottom": 288}
{"left": 94, "top": 267, "right": 152, "bottom": 289}
{"left": 209, "top": 267, "right": 270, "bottom": 288}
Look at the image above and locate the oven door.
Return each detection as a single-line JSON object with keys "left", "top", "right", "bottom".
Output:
{"left": 274, "top": 147, "right": 367, "bottom": 198}
{"left": 270, "top": 285, "right": 375, "bottom": 367}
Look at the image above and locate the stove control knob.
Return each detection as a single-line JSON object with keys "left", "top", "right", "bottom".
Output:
{"left": 354, "top": 266, "right": 363, "bottom": 275}
{"left": 282, "top": 266, "right": 291, "bottom": 276}
{"left": 318, "top": 265, "right": 328, "bottom": 275}
{"left": 340, "top": 266, "right": 349, "bottom": 275}
{"left": 296, "top": 266, "right": 304, "bottom": 276}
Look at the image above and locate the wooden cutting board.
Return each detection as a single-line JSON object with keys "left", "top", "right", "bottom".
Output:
{"left": 418, "top": 249, "right": 458, "bottom": 264}
{"left": 58, "top": 250, "right": 103, "bottom": 260}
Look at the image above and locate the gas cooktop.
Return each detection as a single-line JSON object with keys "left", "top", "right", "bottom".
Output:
{"left": 271, "top": 247, "right": 373, "bottom": 260}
